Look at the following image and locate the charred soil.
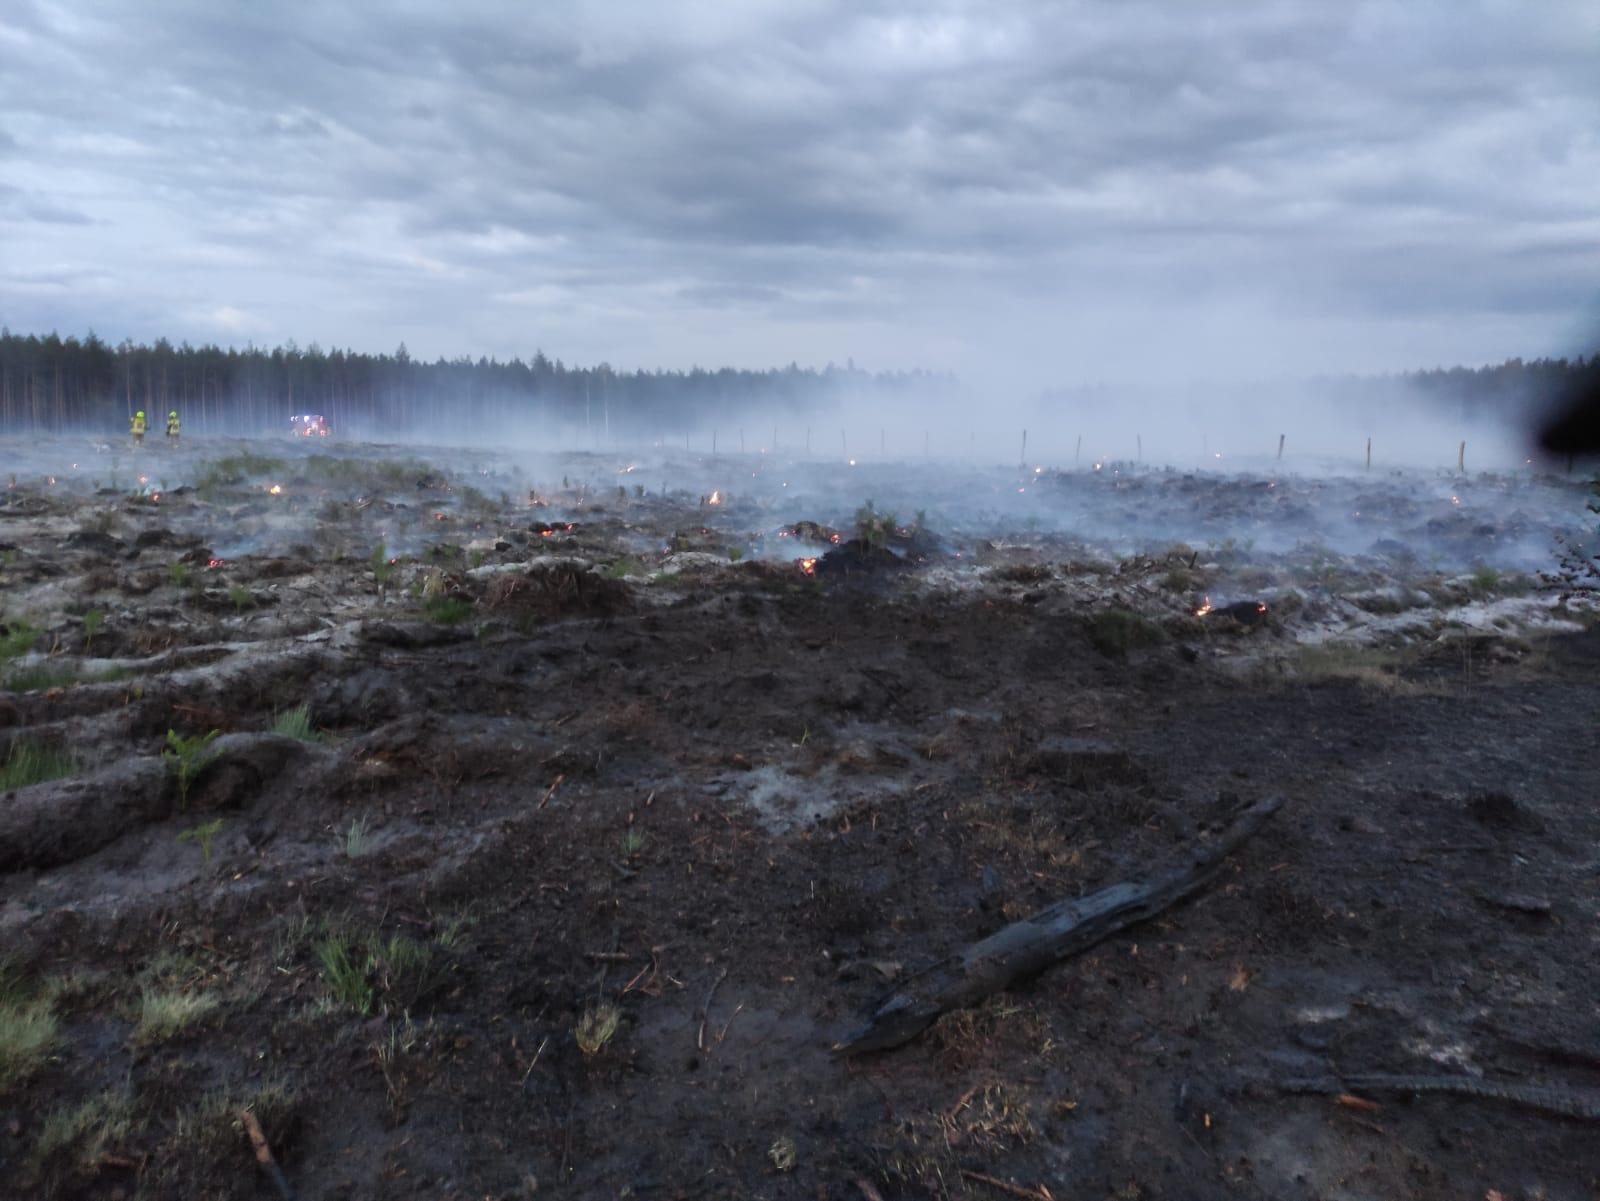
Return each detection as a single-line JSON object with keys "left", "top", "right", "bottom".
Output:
{"left": 0, "top": 441, "right": 1597, "bottom": 1200}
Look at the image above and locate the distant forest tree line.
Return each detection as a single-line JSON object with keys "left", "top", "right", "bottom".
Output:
{"left": 0, "top": 330, "right": 953, "bottom": 436}
{"left": 0, "top": 328, "right": 1594, "bottom": 436}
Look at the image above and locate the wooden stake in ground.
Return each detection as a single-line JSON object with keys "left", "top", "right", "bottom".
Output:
{"left": 1277, "top": 433, "right": 1285, "bottom": 461}
{"left": 1020, "top": 428, "right": 1027, "bottom": 468}
{"left": 1458, "top": 440, "right": 1466, "bottom": 473}
{"left": 836, "top": 795, "right": 1285, "bottom": 1054}
{"left": 241, "top": 1109, "right": 297, "bottom": 1201}
{"left": 1075, "top": 434, "right": 1082, "bottom": 465}
{"left": 1365, "top": 437, "right": 1372, "bottom": 470}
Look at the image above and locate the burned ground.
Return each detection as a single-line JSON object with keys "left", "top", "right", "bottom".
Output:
{"left": 0, "top": 438, "right": 1597, "bottom": 1200}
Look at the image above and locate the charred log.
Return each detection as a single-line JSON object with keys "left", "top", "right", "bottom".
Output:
{"left": 836, "top": 794, "right": 1285, "bottom": 1054}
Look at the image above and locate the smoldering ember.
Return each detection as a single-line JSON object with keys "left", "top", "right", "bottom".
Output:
{"left": 0, "top": 405, "right": 1598, "bottom": 1198}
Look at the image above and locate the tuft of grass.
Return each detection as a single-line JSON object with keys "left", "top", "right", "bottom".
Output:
{"left": 0, "top": 741, "right": 76, "bottom": 790}
{"left": 371, "top": 542, "right": 397, "bottom": 588}
{"left": 604, "top": 557, "right": 642, "bottom": 579}
{"left": 271, "top": 703, "right": 319, "bottom": 742}
{"left": 0, "top": 998, "right": 58, "bottom": 1091}
{"left": 228, "top": 584, "right": 255, "bottom": 612}
{"left": 1161, "top": 567, "right": 1195, "bottom": 593}
{"left": 457, "top": 484, "right": 496, "bottom": 515}
{"left": 196, "top": 452, "right": 286, "bottom": 489}
{"left": 163, "top": 728, "right": 221, "bottom": 809}
{"left": 315, "top": 935, "right": 373, "bottom": 1014}
{"left": 423, "top": 595, "right": 473, "bottom": 625}
{"left": 4, "top": 660, "right": 133, "bottom": 693}
{"left": 177, "top": 818, "right": 224, "bottom": 864}
{"left": 167, "top": 561, "right": 191, "bottom": 589}
{"left": 727, "top": 547, "right": 744, "bottom": 563}
{"left": 853, "top": 500, "right": 898, "bottom": 552}
{"left": 620, "top": 828, "right": 646, "bottom": 858}
{"left": 1286, "top": 643, "right": 1438, "bottom": 696}
{"left": 338, "top": 815, "right": 372, "bottom": 859}
{"left": 134, "top": 988, "right": 220, "bottom": 1044}
{"left": 575, "top": 1001, "right": 622, "bottom": 1057}
{"left": 0, "top": 618, "right": 39, "bottom": 661}
{"left": 4, "top": 662, "right": 81, "bottom": 693}
{"left": 1086, "top": 608, "right": 1167, "bottom": 658}
{"left": 315, "top": 928, "right": 451, "bottom": 1016}
{"left": 150, "top": 1081, "right": 298, "bottom": 1197}
{"left": 26, "top": 1090, "right": 138, "bottom": 1188}
{"left": 82, "top": 609, "right": 103, "bottom": 645}
{"left": 372, "top": 1017, "right": 428, "bottom": 1119}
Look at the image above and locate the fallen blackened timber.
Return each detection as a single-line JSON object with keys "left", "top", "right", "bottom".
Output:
{"left": 836, "top": 794, "right": 1285, "bottom": 1054}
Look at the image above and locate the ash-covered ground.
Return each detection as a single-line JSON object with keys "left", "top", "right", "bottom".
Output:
{"left": 1, "top": 433, "right": 1597, "bottom": 1200}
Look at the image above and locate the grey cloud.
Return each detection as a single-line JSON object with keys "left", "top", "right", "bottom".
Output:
{"left": 0, "top": 0, "right": 1594, "bottom": 382}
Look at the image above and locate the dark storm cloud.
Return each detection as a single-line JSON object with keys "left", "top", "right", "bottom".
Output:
{"left": 0, "top": 0, "right": 1595, "bottom": 381}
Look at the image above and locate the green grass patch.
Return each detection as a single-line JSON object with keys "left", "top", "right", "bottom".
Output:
{"left": 0, "top": 619, "right": 39, "bottom": 661}
{"left": 3, "top": 663, "right": 82, "bottom": 693}
{"left": 0, "top": 998, "right": 58, "bottom": 1091}
{"left": 315, "top": 928, "right": 453, "bottom": 1016}
{"left": 4, "top": 661, "right": 134, "bottom": 693}
{"left": 26, "top": 1089, "right": 138, "bottom": 1190}
{"left": 575, "top": 1001, "right": 622, "bottom": 1056}
{"left": 1286, "top": 643, "right": 1437, "bottom": 696}
{"left": 338, "top": 815, "right": 372, "bottom": 859}
{"left": 134, "top": 988, "right": 220, "bottom": 1044}
{"left": 195, "top": 452, "right": 286, "bottom": 489}
{"left": 271, "top": 703, "right": 318, "bottom": 742}
{"left": 0, "top": 742, "right": 76, "bottom": 790}
{"left": 1086, "top": 608, "right": 1167, "bottom": 658}
{"left": 604, "top": 557, "right": 643, "bottom": 579}
{"left": 423, "top": 595, "right": 473, "bottom": 625}
{"left": 371, "top": 543, "right": 397, "bottom": 587}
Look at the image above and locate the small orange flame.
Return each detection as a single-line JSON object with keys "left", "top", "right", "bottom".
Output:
{"left": 708, "top": 490, "right": 722, "bottom": 505}
{"left": 268, "top": 484, "right": 283, "bottom": 495}
{"left": 1195, "top": 597, "right": 1213, "bottom": 618}
{"left": 207, "top": 558, "right": 226, "bottom": 570}
{"left": 798, "top": 557, "right": 818, "bottom": 576}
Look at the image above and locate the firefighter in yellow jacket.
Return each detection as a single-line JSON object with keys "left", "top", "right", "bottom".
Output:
{"left": 129, "top": 410, "right": 146, "bottom": 446}
{"left": 166, "top": 410, "right": 180, "bottom": 442}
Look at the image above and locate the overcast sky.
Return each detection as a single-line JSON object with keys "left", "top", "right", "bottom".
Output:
{"left": 1, "top": 0, "right": 1596, "bottom": 387}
